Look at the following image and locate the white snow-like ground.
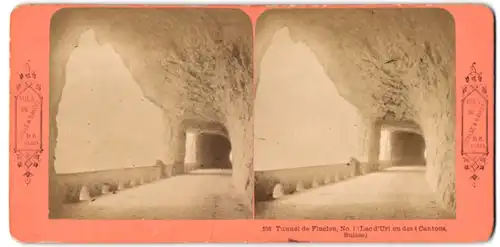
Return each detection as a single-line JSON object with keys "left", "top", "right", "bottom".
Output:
{"left": 256, "top": 166, "right": 455, "bottom": 220}
{"left": 58, "top": 169, "right": 251, "bottom": 220}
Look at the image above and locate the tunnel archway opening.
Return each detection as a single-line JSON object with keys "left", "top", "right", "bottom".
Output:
{"left": 183, "top": 127, "right": 233, "bottom": 174}
{"left": 390, "top": 131, "right": 426, "bottom": 167}
{"left": 195, "top": 132, "right": 233, "bottom": 170}
{"left": 54, "top": 29, "right": 164, "bottom": 174}
{"left": 254, "top": 27, "right": 366, "bottom": 171}
{"left": 378, "top": 122, "right": 427, "bottom": 168}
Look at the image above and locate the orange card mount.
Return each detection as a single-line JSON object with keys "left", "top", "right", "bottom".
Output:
{"left": 9, "top": 4, "right": 494, "bottom": 243}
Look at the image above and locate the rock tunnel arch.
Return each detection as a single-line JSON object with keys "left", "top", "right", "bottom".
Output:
{"left": 378, "top": 120, "right": 427, "bottom": 167}
{"left": 195, "top": 133, "right": 233, "bottom": 170}
{"left": 183, "top": 121, "right": 233, "bottom": 171}
{"left": 255, "top": 8, "right": 456, "bottom": 214}
{"left": 254, "top": 27, "right": 367, "bottom": 171}
{"left": 54, "top": 29, "right": 165, "bottom": 174}
{"left": 49, "top": 8, "right": 254, "bottom": 216}
{"left": 390, "top": 131, "right": 426, "bottom": 166}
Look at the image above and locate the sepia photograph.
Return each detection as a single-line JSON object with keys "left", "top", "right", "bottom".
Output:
{"left": 7, "top": 3, "right": 496, "bottom": 244}
{"left": 253, "top": 8, "right": 456, "bottom": 220}
{"left": 48, "top": 8, "right": 254, "bottom": 220}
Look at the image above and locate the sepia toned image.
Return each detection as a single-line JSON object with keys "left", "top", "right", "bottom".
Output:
{"left": 253, "top": 8, "right": 456, "bottom": 220}
{"left": 48, "top": 8, "right": 254, "bottom": 219}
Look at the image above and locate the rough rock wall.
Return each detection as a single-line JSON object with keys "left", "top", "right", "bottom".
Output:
{"left": 256, "top": 8, "right": 456, "bottom": 213}
{"left": 50, "top": 8, "right": 254, "bottom": 214}
{"left": 254, "top": 28, "right": 368, "bottom": 171}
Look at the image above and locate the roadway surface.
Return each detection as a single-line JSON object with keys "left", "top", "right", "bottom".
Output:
{"left": 255, "top": 166, "right": 454, "bottom": 220}
{"left": 57, "top": 169, "right": 252, "bottom": 219}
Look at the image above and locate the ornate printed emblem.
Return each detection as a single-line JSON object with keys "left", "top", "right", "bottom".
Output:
{"left": 461, "top": 62, "right": 488, "bottom": 187}
{"left": 13, "top": 60, "right": 43, "bottom": 184}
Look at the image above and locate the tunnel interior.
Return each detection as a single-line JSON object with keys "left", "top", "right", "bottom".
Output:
{"left": 389, "top": 131, "right": 426, "bottom": 166}
{"left": 194, "top": 133, "right": 232, "bottom": 170}
{"left": 379, "top": 125, "right": 427, "bottom": 167}
{"left": 49, "top": 8, "right": 255, "bottom": 216}
{"left": 255, "top": 8, "right": 456, "bottom": 216}
{"left": 183, "top": 126, "right": 233, "bottom": 172}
